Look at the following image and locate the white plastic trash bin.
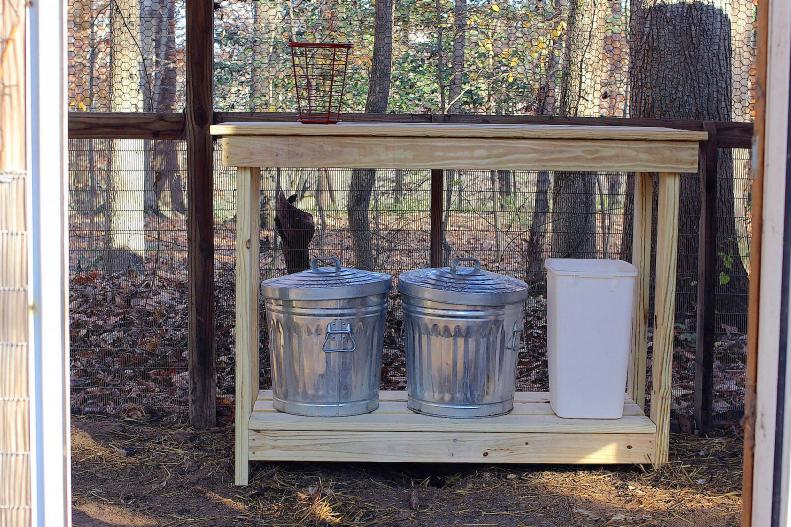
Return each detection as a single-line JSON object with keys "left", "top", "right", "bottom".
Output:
{"left": 545, "top": 258, "right": 637, "bottom": 419}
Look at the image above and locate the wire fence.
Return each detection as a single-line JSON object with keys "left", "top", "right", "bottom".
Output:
{"left": 69, "top": 0, "right": 755, "bottom": 122}
{"left": 68, "top": 139, "right": 752, "bottom": 427}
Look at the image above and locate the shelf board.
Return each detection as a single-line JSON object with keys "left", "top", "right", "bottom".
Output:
{"left": 248, "top": 390, "right": 656, "bottom": 464}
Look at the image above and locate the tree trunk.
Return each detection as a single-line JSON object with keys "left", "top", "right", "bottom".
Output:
{"left": 628, "top": 0, "right": 747, "bottom": 316}
{"left": 549, "top": 0, "right": 598, "bottom": 263}
{"left": 435, "top": 0, "right": 446, "bottom": 112}
{"left": 526, "top": 171, "right": 550, "bottom": 284}
{"left": 526, "top": 0, "right": 569, "bottom": 283}
{"left": 551, "top": 173, "right": 597, "bottom": 258}
{"left": 447, "top": 0, "right": 466, "bottom": 113}
{"left": 107, "top": 0, "right": 145, "bottom": 273}
{"left": 393, "top": 169, "right": 404, "bottom": 205}
{"left": 347, "top": 0, "right": 393, "bottom": 270}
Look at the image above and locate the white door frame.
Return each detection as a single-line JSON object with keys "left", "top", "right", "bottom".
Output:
{"left": 26, "top": 1, "right": 71, "bottom": 525}
{"left": 750, "top": 0, "right": 791, "bottom": 523}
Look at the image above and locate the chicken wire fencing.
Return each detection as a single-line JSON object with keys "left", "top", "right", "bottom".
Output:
{"left": 68, "top": 139, "right": 751, "bottom": 427}
{"left": 69, "top": 0, "right": 755, "bottom": 121}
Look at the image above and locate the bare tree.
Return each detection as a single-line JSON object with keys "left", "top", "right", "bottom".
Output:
{"left": 550, "top": 0, "right": 599, "bottom": 260}
{"left": 447, "top": 0, "right": 466, "bottom": 113}
{"left": 138, "top": 0, "right": 184, "bottom": 217}
{"left": 347, "top": 0, "right": 393, "bottom": 270}
{"left": 107, "top": 0, "right": 145, "bottom": 273}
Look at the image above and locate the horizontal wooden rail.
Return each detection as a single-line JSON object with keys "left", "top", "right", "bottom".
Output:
{"left": 68, "top": 112, "right": 185, "bottom": 139}
{"left": 68, "top": 111, "right": 753, "bottom": 149}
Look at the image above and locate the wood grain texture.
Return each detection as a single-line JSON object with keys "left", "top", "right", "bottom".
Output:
{"left": 68, "top": 112, "right": 185, "bottom": 139}
{"left": 249, "top": 430, "right": 656, "bottom": 464}
{"left": 430, "top": 169, "right": 444, "bottom": 267}
{"left": 220, "top": 136, "right": 701, "bottom": 173}
{"left": 650, "top": 173, "right": 681, "bottom": 467}
{"left": 234, "top": 167, "right": 261, "bottom": 485}
{"left": 213, "top": 112, "right": 751, "bottom": 148}
{"left": 741, "top": 0, "right": 768, "bottom": 519}
{"left": 696, "top": 131, "right": 718, "bottom": 434}
{"left": 249, "top": 391, "right": 655, "bottom": 434}
{"left": 186, "top": 0, "right": 216, "bottom": 428}
{"left": 627, "top": 172, "right": 653, "bottom": 409}
{"left": 211, "top": 121, "right": 709, "bottom": 141}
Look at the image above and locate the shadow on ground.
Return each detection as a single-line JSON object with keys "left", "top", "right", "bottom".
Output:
{"left": 71, "top": 416, "right": 742, "bottom": 527}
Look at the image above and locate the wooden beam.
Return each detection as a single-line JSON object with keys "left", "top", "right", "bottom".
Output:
{"left": 430, "top": 169, "right": 444, "bottom": 267}
{"left": 627, "top": 172, "right": 653, "bottom": 409}
{"left": 741, "top": 0, "right": 769, "bottom": 520}
{"left": 68, "top": 112, "right": 185, "bottom": 139}
{"left": 214, "top": 110, "right": 752, "bottom": 144}
{"left": 235, "top": 167, "right": 261, "bottom": 485}
{"left": 220, "top": 136, "right": 701, "bottom": 173}
{"left": 650, "top": 173, "right": 681, "bottom": 467}
{"left": 695, "top": 126, "right": 719, "bottom": 434}
{"left": 186, "top": 0, "right": 216, "bottom": 428}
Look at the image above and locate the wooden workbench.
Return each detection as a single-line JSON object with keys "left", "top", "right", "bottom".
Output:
{"left": 210, "top": 121, "right": 708, "bottom": 485}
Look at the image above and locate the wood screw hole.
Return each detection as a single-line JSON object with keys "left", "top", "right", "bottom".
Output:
{"left": 482, "top": 452, "right": 489, "bottom": 457}
{"left": 627, "top": 445, "right": 633, "bottom": 449}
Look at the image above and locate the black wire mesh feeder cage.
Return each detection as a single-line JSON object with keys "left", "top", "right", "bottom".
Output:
{"left": 289, "top": 42, "right": 353, "bottom": 124}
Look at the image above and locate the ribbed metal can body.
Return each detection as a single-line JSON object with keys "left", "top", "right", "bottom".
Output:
{"left": 402, "top": 297, "right": 524, "bottom": 417}
{"left": 265, "top": 295, "right": 388, "bottom": 416}
{"left": 399, "top": 258, "right": 528, "bottom": 418}
{"left": 261, "top": 257, "right": 392, "bottom": 417}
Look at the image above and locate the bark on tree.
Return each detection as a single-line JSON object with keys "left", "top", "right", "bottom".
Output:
{"left": 141, "top": 0, "right": 184, "bottom": 217}
{"left": 549, "top": 0, "right": 599, "bottom": 261}
{"left": 448, "top": 0, "right": 466, "bottom": 113}
{"left": 627, "top": 0, "right": 747, "bottom": 316}
{"left": 347, "top": 0, "right": 393, "bottom": 270}
{"left": 107, "top": 0, "right": 146, "bottom": 273}
{"left": 526, "top": 0, "right": 565, "bottom": 282}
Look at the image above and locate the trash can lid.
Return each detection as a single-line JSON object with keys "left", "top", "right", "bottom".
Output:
{"left": 544, "top": 258, "right": 638, "bottom": 278}
{"left": 398, "top": 257, "right": 529, "bottom": 306}
{"left": 262, "top": 256, "right": 392, "bottom": 300}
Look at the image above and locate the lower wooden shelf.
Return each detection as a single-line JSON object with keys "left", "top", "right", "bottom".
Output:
{"left": 247, "top": 390, "right": 657, "bottom": 464}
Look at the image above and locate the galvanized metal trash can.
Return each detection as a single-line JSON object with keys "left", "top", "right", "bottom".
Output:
{"left": 398, "top": 258, "right": 530, "bottom": 418}
{"left": 261, "top": 256, "right": 392, "bottom": 417}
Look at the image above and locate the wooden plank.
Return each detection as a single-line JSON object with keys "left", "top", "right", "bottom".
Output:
{"left": 627, "top": 172, "right": 652, "bottom": 409}
{"left": 68, "top": 112, "right": 185, "bottom": 139}
{"left": 235, "top": 167, "right": 261, "bottom": 485}
{"left": 741, "top": 0, "right": 768, "bottom": 520}
{"left": 650, "top": 173, "right": 681, "bottom": 467}
{"left": 252, "top": 399, "right": 647, "bottom": 418}
{"left": 211, "top": 121, "right": 709, "bottom": 141}
{"left": 695, "top": 129, "right": 718, "bottom": 434}
{"left": 248, "top": 396, "right": 655, "bottom": 434}
{"left": 214, "top": 112, "right": 751, "bottom": 144}
{"left": 249, "top": 430, "right": 656, "bottom": 464}
{"left": 186, "top": 0, "right": 216, "bottom": 428}
{"left": 430, "top": 169, "right": 444, "bottom": 267}
{"left": 220, "top": 136, "right": 701, "bottom": 173}
{"left": 259, "top": 389, "right": 641, "bottom": 405}
{"left": 0, "top": 2, "right": 30, "bottom": 523}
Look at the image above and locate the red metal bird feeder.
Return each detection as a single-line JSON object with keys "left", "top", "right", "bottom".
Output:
{"left": 289, "top": 42, "right": 353, "bottom": 124}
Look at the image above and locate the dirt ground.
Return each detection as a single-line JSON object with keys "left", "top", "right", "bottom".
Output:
{"left": 71, "top": 416, "right": 742, "bottom": 527}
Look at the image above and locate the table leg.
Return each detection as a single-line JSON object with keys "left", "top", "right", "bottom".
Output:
{"left": 628, "top": 172, "right": 653, "bottom": 409}
{"left": 235, "top": 166, "right": 261, "bottom": 485}
{"left": 650, "top": 172, "right": 681, "bottom": 467}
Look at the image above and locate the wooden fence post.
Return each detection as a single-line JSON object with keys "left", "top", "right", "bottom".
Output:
{"left": 186, "top": 0, "right": 216, "bottom": 428}
{"left": 695, "top": 122, "right": 719, "bottom": 434}
{"left": 430, "top": 169, "right": 444, "bottom": 267}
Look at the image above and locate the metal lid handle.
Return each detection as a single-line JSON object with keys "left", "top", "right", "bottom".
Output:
{"left": 450, "top": 257, "right": 481, "bottom": 275}
{"left": 311, "top": 256, "right": 342, "bottom": 272}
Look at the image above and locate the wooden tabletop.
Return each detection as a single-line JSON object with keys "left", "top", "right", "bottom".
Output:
{"left": 210, "top": 121, "right": 709, "bottom": 142}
